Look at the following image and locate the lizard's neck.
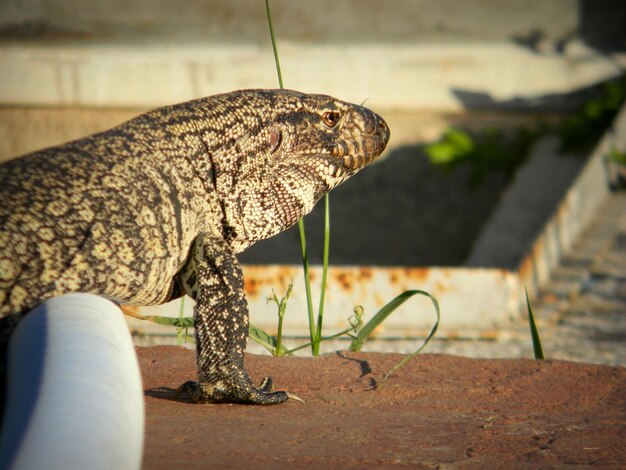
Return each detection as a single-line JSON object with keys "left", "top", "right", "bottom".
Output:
{"left": 219, "top": 168, "right": 323, "bottom": 253}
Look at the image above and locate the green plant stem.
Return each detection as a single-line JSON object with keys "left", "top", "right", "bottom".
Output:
{"left": 284, "top": 318, "right": 363, "bottom": 355}
{"left": 276, "top": 284, "right": 292, "bottom": 355}
{"left": 373, "top": 290, "right": 440, "bottom": 388}
{"left": 298, "top": 218, "right": 317, "bottom": 351}
{"left": 264, "top": 0, "right": 283, "bottom": 89}
{"left": 265, "top": 0, "right": 318, "bottom": 353}
{"left": 313, "top": 194, "right": 331, "bottom": 355}
{"left": 275, "top": 308, "right": 284, "bottom": 354}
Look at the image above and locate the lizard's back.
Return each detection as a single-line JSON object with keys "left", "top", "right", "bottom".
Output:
{"left": 0, "top": 145, "right": 98, "bottom": 315}
{"left": 0, "top": 118, "right": 194, "bottom": 317}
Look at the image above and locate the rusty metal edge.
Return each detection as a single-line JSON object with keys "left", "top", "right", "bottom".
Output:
{"left": 515, "top": 103, "right": 626, "bottom": 298}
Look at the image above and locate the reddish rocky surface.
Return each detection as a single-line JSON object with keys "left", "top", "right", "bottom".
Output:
{"left": 138, "top": 346, "right": 625, "bottom": 468}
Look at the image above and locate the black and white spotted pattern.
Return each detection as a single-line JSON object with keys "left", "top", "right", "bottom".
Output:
{"left": 0, "top": 89, "right": 389, "bottom": 404}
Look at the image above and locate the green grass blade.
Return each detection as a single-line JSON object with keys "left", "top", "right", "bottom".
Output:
{"left": 373, "top": 291, "right": 440, "bottom": 388}
{"left": 344, "top": 290, "right": 440, "bottom": 388}
{"left": 176, "top": 296, "right": 188, "bottom": 345}
{"left": 284, "top": 307, "right": 363, "bottom": 355}
{"left": 350, "top": 290, "right": 439, "bottom": 352}
{"left": 525, "top": 288, "right": 545, "bottom": 359}
{"left": 249, "top": 323, "right": 289, "bottom": 357}
{"left": 123, "top": 305, "right": 195, "bottom": 343}
{"left": 265, "top": 0, "right": 319, "bottom": 354}
{"left": 124, "top": 309, "right": 194, "bottom": 328}
{"left": 313, "top": 194, "right": 331, "bottom": 355}
{"left": 264, "top": 0, "right": 283, "bottom": 89}
{"left": 297, "top": 218, "right": 317, "bottom": 353}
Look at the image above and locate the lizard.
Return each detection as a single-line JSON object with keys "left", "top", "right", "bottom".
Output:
{"left": 0, "top": 89, "right": 390, "bottom": 405}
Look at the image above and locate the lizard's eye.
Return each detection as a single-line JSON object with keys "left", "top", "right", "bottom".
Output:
{"left": 321, "top": 110, "right": 340, "bottom": 128}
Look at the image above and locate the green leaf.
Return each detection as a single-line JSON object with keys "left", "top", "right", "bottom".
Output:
{"left": 607, "top": 149, "right": 626, "bottom": 166}
{"left": 425, "top": 141, "right": 458, "bottom": 165}
{"left": 357, "top": 290, "right": 440, "bottom": 388}
{"left": 445, "top": 129, "right": 474, "bottom": 153}
{"left": 249, "top": 323, "right": 290, "bottom": 357}
{"left": 526, "top": 288, "right": 545, "bottom": 360}
{"left": 136, "top": 313, "right": 194, "bottom": 328}
{"left": 350, "top": 290, "right": 439, "bottom": 352}
{"left": 425, "top": 129, "right": 474, "bottom": 165}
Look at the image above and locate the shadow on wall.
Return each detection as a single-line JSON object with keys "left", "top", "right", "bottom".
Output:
{"left": 451, "top": 85, "right": 612, "bottom": 112}
{"left": 451, "top": 0, "right": 626, "bottom": 112}
{"left": 239, "top": 145, "right": 509, "bottom": 268}
{"left": 241, "top": 73, "right": 625, "bottom": 268}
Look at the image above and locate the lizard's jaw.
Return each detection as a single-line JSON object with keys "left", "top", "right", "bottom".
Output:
{"left": 332, "top": 111, "right": 390, "bottom": 172}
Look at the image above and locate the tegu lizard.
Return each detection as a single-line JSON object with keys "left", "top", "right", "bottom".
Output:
{"left": 0, "top": 89, "right": 389, "bottom": 405}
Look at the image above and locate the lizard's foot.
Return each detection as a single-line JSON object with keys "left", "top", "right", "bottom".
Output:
{"left": 175, "top": 376, "right": 289, "bottom": 405}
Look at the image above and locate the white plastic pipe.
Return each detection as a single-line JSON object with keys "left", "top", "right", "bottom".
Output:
{"left": 0, "top": 293, "right": 144, "bottom": 470}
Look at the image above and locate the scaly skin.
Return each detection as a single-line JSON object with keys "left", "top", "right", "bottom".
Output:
{"left": 0, "top": 89, "right": 389, "bottom": 404}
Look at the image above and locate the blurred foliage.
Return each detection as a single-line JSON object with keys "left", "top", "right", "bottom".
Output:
{"left": 425, "top": 126, "right": 542, "bottom": 187}
{"left": 607, "top": 149, "right": 626, "bottom": 166}
{"left": 425, "top": 74, "right": 626, "bottom": 186}
{"left": 560, "top": 75, "right": 626, "bottom": 152}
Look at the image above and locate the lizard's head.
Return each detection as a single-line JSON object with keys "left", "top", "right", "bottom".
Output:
{"left": 266, "top": 89, "right": 390, "bottom": 194}
{"left": 211, "top": 89, "right": 389, "bottom": 251}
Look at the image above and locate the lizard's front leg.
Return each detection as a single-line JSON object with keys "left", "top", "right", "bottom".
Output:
{"left": 176, "top": 232, "right": 288, "bottom": 405}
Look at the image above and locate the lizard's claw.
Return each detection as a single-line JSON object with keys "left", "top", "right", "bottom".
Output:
{"left": 285, "top": 392, "right": 305, "bottom": 403}
{"left": 174, "top": 376, "right": 290, "bottom": 405}
{"left": 258, "top": 376, "right": 274, "bottom": 393}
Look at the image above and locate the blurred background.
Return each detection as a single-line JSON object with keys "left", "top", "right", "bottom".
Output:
{"left": 0, "top": 1, "right": 624, "bottom": 360}
{"left": 1, "top": 0, "right": 624, "bottom": 147}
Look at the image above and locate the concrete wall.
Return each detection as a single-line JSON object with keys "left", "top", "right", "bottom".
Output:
{"left": 0, "top": 0, "right": 622, "bottom": 114}
{"left": 1, "top": 0, "right": 624, "bottom": 159}
{"left": 0, "top": 0, "right": 578, "bottom": 43}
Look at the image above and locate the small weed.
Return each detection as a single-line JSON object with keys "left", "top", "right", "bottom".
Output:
{"left": 355, "top": 290, "right": 440, "bottom": 388}
{"left": 250, "top": 304, "right": 364, "bottom": 357}
{"left": 248, "top": 288, "right": 439, "bottom": 372}
{"left": 525, "top": 289, "right": 544, "bottom": 360}
{"left": 259, "top": 284, "right": 293, "bottom": 356}
{"left": 175, "top": 296, "right": 193, "bottom": 345}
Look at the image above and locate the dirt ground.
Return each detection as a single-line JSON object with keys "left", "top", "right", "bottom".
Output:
{"left": 138, "top": 346, "right": 625, "bottom": 468}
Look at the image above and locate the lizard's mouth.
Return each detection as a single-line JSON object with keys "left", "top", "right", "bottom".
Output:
{"left": 331, "top": 113, "right": 390, "bottom": 172}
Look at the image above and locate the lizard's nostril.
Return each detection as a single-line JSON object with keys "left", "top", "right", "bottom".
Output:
{"left": 377, "top": 117, "right": 390, "bottom": 145}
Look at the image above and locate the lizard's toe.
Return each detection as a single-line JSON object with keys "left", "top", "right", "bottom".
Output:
{"left": 174, "top": 380, "right": 205, "bottom": 403}
{"left": 174, "top": 377, "right": 289, "bottom": 405}
{"left": 258, "top": 376, "right": 273, "bottom": 393}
